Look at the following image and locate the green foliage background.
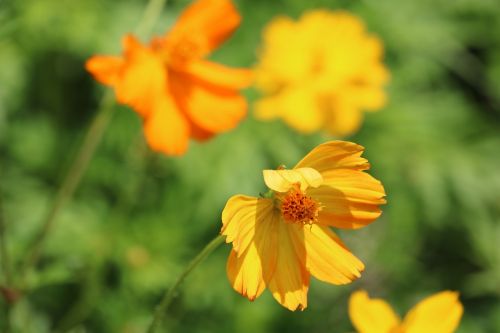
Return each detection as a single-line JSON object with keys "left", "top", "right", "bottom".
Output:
{"left": 1, "top": 0, "right": 500, "bottom": 332}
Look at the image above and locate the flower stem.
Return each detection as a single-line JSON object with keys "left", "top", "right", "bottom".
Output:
{"left": 22, "top": 91, "right": 116, "bottom": 275}
{"left": 20, "top": 0, "right": 168, "bottom": 278}
{"left": 146, "top": 235, "right": 225, "bottom": 333}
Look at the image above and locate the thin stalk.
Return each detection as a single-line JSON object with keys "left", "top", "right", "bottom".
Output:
{"left": 146, "top": 235, "right": 225, "bottom": 333}
{"left": 22, "top": 91, "right": 115, "bottom": 275}
{"left": 21, "top": 0, "right": 168, "bottom": 276}
{"left": 0, "top": 189, "right": 12, "bottom": 286}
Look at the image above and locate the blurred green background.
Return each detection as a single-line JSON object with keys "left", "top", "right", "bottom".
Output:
{"left": 1, "top": 0, "right": 500, "bottom": 332}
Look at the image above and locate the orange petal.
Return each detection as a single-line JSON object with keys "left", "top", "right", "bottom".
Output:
{"left": 303, "top": 225, "right": 364, "bottom": 284}
{"left": 268, "top": 223, "right": 309, "bottom": 311}
{"left": 402, "top": 291, "right": 463, "bottom": 333}
{"left": 168, "top": 0, "right": 241, "bottom": 54}
{"left": 170, "top": 71, "right": 247, "bottom": 133}
{"left": 183, "top": 60, "right": 253, "bottom": 90}
{"left": 222, "top": 196, "right": 280, "bottom": 301}
{"left": 85, "top": 56, "right": 124, "bottom": 86}
{"left": 142, "top": 94, "right": 190, "bottom": 155}
{"left": 294, "top": 141, "right": 370, "bottom": 172}
{"left": 263, "top": 168, "right": 323, "bottom": 193}
{"left": 308, "top": 169, "right": 386, "bottom": 229}
{"left": 349, "top": 290, "right": 401, "bottom": 333}
{"left": 115, "top": 35, "right": 167, "bottom": 118}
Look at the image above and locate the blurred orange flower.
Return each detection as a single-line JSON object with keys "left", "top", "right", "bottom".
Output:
{"left": 254, "top": 11, "right": 389, "bottom": 136}
{"left": 349, "top": 290, "right": 464, "bottom": 333}
{"left": 86, "top": 0, "right": 252, "bottom": 155}
{"left": 221, "top": 141, "right": 386, "bottom": 310}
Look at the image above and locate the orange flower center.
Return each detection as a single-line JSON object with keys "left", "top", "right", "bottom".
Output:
{"left": 280, "top": 185, "right": 321, "bottom": 225}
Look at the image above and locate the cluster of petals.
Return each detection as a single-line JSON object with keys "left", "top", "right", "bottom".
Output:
{"left": 349, "top": 290, "right": 464, "bottom": 333}
{"left": 254, "top": 10, "right": 389, "bottom": 136}
{"left": 221, "top": 141, "right": 386, "bottom": 310}
{"left": 86, "top": 0, "right": 252, "bottom": 155}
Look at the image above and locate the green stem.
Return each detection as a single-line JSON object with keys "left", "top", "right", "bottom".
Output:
{"left": 146, "top": 235, "right": 225, "bottom": 333}
{"left": 0, "top": 188, "right": 12, "bottom": 286}
{"left": 22, "top": 91, "right": 115, "bottom": 275}
{"left": 21, "top": 0, "right": 169, "bottom": 278}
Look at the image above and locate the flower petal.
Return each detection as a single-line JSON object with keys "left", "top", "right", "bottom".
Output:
{"left": 268, "top": 223, "right": 309, "bottom": 311}
{"left": 170, "top": 71, "right": 247, "bottom": 133}
{"left": 308, "top": 169, "right": 386, "bottom": 229}
{"left": 294, "top": 140, "right": 370, "bottom": 172}
{"left": 167, "top": 0, "right": 241, "bottom": 55}
{"left": 85, "top": 55, "right": 124, "bottom": 86}
{"left": 324, "top": 99, "right": 363, "bottom": 137}
{"left": 226, "top": 247, "right": 266, "bottom": 301}
{"left": 142, "top": 94, "right": 190, "bottom": 156}
{"left": 402, "top": 291, "right": 464, "bottom": 333}
{"left": 254, "top": 87, "right": 324, "bottom": 133}
{"left": 115, "top": 35, "right": 168, "bottom": 118}
{"left": 221, "top": 195, "right": 274, "bottom": 255}
{"left": 349, "top": 290, "right": 401, "bottom": 333}
{"left": 304, "top": 225, "right": 364, "bottom": 284}
{"left": 263, "top": 168, "right": 323, "bottom": 193}
{"left": 222, "top": 196, "right": 280, "bottom": 301}
{"left": 183, "top": 60, "right": 253, "bottom": 90}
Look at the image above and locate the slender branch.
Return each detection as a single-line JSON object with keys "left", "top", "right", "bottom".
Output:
{"left": 21, "top": 91, "right": 115, "bottom": 275}
{"left": 0, "top": 187, "right": 12, "bottom": 286}
{"left": 146, "top": 235, "right": 225, "bottom": 333}
{"left": 21, "top": 0, "right": 168, "bottom": 277}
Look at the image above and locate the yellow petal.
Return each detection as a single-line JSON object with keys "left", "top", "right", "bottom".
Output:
{"left": 294, "top": 140, "right": 370, "bottom": 172}
{"left": 349, "top": 290, "right": 401, "bottom": 333}
{"left": 223, "top": 196, "right": 280, "bottom": 301}
{"left": 325, "top": 98, "right": 363, "bottom": 137}
{"left": 263, "top": 168, "right": 323, "bottom": 193}
{"left": 254, "top": 87, "right": 324, "bottom": 133}
{"left": 268, "top": 223, "right": 309, "bottom": 311}
{"left": 308, "top": 169, "right": 386, "bottom": 229}
{"left": 226, "top": 247, "right": 266, "bottom": 301}
{"left": 221, "top": 195, "right": 274, "bottom": 255}
{"left": 402, "top": 291, "right": 464, "bottom": 333}
{"left": 303, "top": 225, "right": 364, "bottom": 284}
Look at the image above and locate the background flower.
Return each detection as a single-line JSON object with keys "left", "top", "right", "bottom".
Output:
{"left": 86, "top": 0, "right": 252, "bottom": 155}
{"left": 349, "top": 290, "right": 463, "bottom": 333}
{"left": 254, "top": 10, "right": 389, "bottom": 136}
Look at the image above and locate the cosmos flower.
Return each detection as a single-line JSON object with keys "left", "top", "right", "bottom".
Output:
{"left": 254, "top": 10, "right": 389, "bottom": 136}
{"left": 86, "top": 0, "right": 252, "bottom": 155}
{"left": 349, "top": 290, "right": 464, "bottom": 333}
{"left": 221, "top": 141, "right": 386, "bottom": 310}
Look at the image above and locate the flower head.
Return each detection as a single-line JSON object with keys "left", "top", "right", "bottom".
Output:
{"left": 86, "top": 0, "right": 252, "bottom": 155}
{"left": 254, "top": 11, "right": 389, "bottom": 136}
{"left": 221, "top": 141, "right": 386, "bottom": 310}
{"left": 349, "top": 290, "right": 464, "bottom": 333}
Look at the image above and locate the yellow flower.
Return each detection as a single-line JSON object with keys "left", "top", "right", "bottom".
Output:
{"left": 349, "top": 290, "right": 464, "bottom": 333}
{"left": 254, "top": 11, "right": 389, "bottom": 136}
{"left": 221, "top": 141, "right": 386, "bottom": 310}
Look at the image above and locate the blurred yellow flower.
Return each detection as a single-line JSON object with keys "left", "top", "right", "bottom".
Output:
{"left": 221, "top": 141, "right": 386, "bottom": 310}
{"left": 254, "top": 11, "right": 389, "bottom": 136}
{"left": 86, "top": 0, "right": 252, "bottom": 155}
{"left": 349, "top": 290, "right": 464, "bottom": 333}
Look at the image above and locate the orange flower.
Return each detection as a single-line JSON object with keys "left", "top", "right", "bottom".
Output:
{"left": 349, "top": 290, "right": 464, "bottom": 333}
{"left": 86, "top": 0, "right": 252, "bottom": 155}
{"left": 221, "top": 141, "right": 386, "bottom": 310}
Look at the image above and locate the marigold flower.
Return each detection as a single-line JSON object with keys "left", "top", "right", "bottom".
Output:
{"left": 221, "top": 141, "right": 386, "bottom": 310}
{"left": 86, "top": 0, "right": 252, "bottom": 155}
{"left": 349, "top": 290, "right": 464, "bottom": 333}
{"left": 254, "top": 11, "right": 389, "bottom": 136}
